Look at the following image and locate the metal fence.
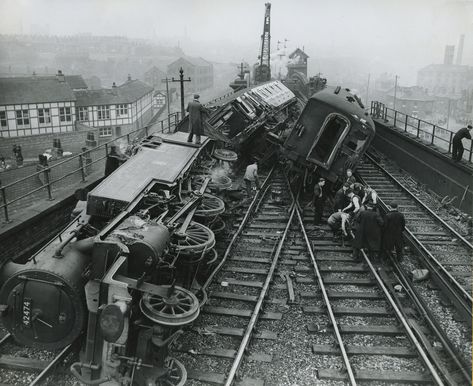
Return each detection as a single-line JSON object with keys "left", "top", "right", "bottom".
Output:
{"left": 0, "top": 113, "right": 180, "bottom": 223}
{"left": 370, "top": 101, "right": 473, "bottom": 162}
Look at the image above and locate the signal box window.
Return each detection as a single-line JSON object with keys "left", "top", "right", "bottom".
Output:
{"left": 306, "top": 113, "right": 350, "bottom": 167}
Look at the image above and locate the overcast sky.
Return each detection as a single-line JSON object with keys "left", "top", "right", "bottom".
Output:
{"left": 1, "top": 0, "right": 472, "bottom": 84}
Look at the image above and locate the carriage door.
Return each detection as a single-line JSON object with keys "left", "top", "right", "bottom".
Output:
{"left": 306, "top": 113, "right": 350, "bottom": 168}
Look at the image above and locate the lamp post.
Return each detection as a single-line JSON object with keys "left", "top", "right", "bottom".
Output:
{"left": 171, "top": 67, "right": 191, "bottom": 120}
{"left": 393, "top": 75, "right": 399, "bottom": 111}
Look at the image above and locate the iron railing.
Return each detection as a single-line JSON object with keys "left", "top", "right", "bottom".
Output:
{"left": 0, "top": 113, "right": 180, "bottom": 223}
{"left": 370, "top": 101, "right": 473, "bottom": 163}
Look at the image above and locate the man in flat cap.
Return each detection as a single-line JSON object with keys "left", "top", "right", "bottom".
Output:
{"left": 186, "top": 94, "right": 207, "bottom": 145}
{"left": 452, "top": 124, "right": 472, "bottom": 162}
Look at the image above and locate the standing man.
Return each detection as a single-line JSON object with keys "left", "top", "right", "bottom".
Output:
{"left": 452, "top": 124, "right": 472, "bottom": 162}
{"left": 186, "top": 94, "right": 206, "bottom": 145}
{"left": 352, "top": 203, "right": 384, "bottom": 261}
{"left": 244, "top": 160, "right": 260, "bottom": 197}
{"left": 382, "top": 202, "right": 406, "bottom": 261}
{"left": 313, "top": 177, "right": 326, "bottom": 225}
{"left": 333, "top": 183, "right": 350, "bottom": 212}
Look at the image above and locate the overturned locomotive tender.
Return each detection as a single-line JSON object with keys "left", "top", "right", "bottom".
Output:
{"left": 0, "top": 132, "right": 228, "bottom": 385}
{"left": 283, "top": 86, "right": 375, "bottom": 184}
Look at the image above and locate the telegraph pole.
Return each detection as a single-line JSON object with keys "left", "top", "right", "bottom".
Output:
{"left": 161, "top": 77, "right": 172, "bottom": 128}
{"left": 171, "top": 67, "right": 191, "bottom": 120}
{"left": 365, "top": 73, "right": 371, "bottom": 106}
{"left": 393, "top": 75, "right": 399, "bottom": 111}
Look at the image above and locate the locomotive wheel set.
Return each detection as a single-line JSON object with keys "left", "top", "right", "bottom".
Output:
{"left": 0, "top": 132, "right": 238, "bottom": 386}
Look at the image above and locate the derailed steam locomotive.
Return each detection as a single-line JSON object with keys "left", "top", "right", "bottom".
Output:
{"left": 0, "top": 132, "right": 227, "bottom": 385}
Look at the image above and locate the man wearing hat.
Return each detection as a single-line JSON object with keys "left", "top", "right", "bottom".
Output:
{"left": 452, "top": 124, "right": 472, "bottom": 162}
{"left": 186, "top": 94, "right": 207, "bottom": 145}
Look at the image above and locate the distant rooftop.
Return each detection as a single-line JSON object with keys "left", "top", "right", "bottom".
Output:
{"left": 74, "top": 79, "right": 153, "bottom": 106}
{"left": 0, "top": 76, "right": 77, "bottom": 105}
{"left": 168, "top": 56, "right": 212, "bottom": 68}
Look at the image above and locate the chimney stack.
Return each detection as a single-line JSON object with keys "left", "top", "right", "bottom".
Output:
{"left": 127, "top": 74, "right": 132, "bottom": 82}
{"left": 443, "top": 45, "right": 455, "bottom": 65}
{"left": 56, "top": 70, "right": 65, "bottom": 82}
{"left": 112, "top": 82, "right": 117, "bottom": 88}
{"left": 456, "top": 34, "right": 465, "bottom": 65}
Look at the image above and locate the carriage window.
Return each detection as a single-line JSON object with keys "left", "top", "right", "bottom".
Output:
{"left": 306, "top": 114, "right": 350, "bottom": 166}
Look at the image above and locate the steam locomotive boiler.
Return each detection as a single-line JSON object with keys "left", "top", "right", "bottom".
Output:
{"left": 283, "top": 86, "right": 376, "bottom": 185}
{"left": 0, "top": 132, "right": 230, "bottom": 385}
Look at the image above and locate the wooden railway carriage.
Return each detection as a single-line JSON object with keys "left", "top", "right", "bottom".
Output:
{"left": 283, "top": 86, "right": 375, "bottom": 184}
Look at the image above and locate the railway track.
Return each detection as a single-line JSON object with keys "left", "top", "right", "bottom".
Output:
{"left": 357, "top": 154, "right": 472, "bottom": 324}
{"left": 0, "top": 332, "right": 78, "bottom": 385}
{"left": 170, "top": 169, "right": 469, "bottom": 385}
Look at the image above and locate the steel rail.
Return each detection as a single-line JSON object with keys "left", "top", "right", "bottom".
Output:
{"left": 289, "top": 193, "right": 357, "bottom": 385}
{"left": 29, "top": 341, "right": 76, "bottom": 386}
{"left": 202, "top": 166, "right": 276, "bottom": 291}
{"left": 357, "top": 170, "right": 472, "bottom": 322}
{"left": 387, "top": 253, "right": 472, "bottom": 385}
{"left": 357, "top": 249, "right": 445, "bottom": 386}
{"left": 364, "top": 153, "right": 473, "bottom": 250}
{"left": 224, "top": 176, "right": 297, "bottom": 386}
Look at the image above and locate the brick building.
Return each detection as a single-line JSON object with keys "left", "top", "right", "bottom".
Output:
{"left": 167, "top": 57, "right": 213, "bottom": 94}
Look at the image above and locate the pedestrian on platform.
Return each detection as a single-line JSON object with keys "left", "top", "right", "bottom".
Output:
{"left": 313, "top": 177, "right": 326, "bottom": 225}
{"left": 345, "top": 168, "right": 356, "bottom": 186}
{"left": 333, "top": 182, "right": 350, "bottom": 212}
{"left": 327, "top": 211, "right": 351, "bottom": 241}
{"left": 382, "top": 202, "right": 406, "bottom": 261}
{"left": 186, "top": 94, "right": 207, "bottom": 145}
{"left": 452, "top": 124, "right": 472, "bottom": 162}
{"left": 352, "top": 203, "right": 384, "bottom": 262}
{"left": 244, "top": 160, "right": 260, "bottom": 197}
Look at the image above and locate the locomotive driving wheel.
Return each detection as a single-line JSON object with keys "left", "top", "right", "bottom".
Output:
{"left": 213, "top": 148, "right": 237, "bottom": 162}
{"left": 140, "top": 285, "right": 199, "bottom": 326}
{"left": 194, "top": 193, "right": 225, "bottom": 217}
{"left": 171, "top": 221, "right": 215, "bottom": 254}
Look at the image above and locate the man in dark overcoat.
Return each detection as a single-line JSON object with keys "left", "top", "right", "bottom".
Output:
{"left": 186, "top": 94, "right": 206, "bottom": 145}
{"left": 333, "top": 183, "right": 350, "bottom": 212}
{"left": 352, "top": 203, "right": 384, "bottom": 261}
{"left": 382, "top": 202, "right": 406, "bottom": 260}
{"left": 313, "top": 177, "right": 326, "bottom": 225}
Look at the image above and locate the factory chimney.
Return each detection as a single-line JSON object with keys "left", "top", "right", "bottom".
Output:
{"left": 456, "top": 34, "right": 465, "bottom": 65}
{"left": 443, "top": 45, "right": 455, "bottom": 65}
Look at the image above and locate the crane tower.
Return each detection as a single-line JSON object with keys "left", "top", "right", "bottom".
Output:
{"left": 254, "top": 3, "right": 271, "bottom": 83}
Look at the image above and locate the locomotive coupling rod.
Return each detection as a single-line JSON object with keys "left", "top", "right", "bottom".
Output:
{"left": 170, "top": 177, "right": 211, "bottom": 235}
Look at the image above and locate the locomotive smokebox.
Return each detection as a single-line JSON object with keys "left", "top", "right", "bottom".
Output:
{"left": 0, "top": 238, "right": 94, "bottom": 350}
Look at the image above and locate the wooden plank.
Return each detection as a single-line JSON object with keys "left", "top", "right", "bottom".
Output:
{"left": 223, "top": 266, "right": 268, "bottom": 275}
{"left": 303, "top": 306, "right": 390, "bottom": 316}
{"left": 246, "top": 223, "right": 287, "bottom": 229}
{"left": 187, "top": 369, "right": 265, "bottom": 386}
{"left": 204, "top": 306, "right": 282, "bottom": 320}
{"left": 231, "top": 256, "right": 271, "bottom": 264}
{"left": 192, "top": 326, "right": 277, "bottom": 340}
{"left": 285, "top": 274, "right": 295, "bottom": 303}
{"left": 318, "top": 369, "right": 432, "bottom": 383}
{"left": 296, "top": 277, "right": 374, "bottom": 285}
{"left": 211, "top": 291, "right": 286, "bottom": 305}
{"left": 300, "top": 291, "right": 383, "bottom": 300}
{"left": 307, "top": 323, "right": 406, "bottom": 335}
{"left": 221, "top": 278, "right": 263, "bottom": 288}
{"left": 312, "top": 247, "right": 353, "bottom": 253}
{"left": 312, "top": 344, "right": 415, "bottom": 357}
